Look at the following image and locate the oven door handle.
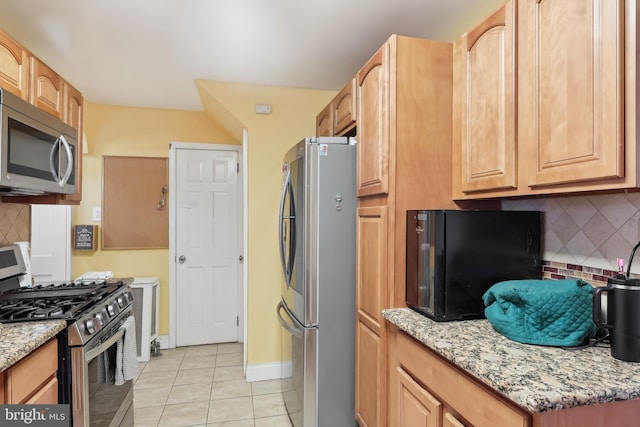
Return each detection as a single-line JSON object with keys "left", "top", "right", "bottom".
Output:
{"left": 85, "top": 327, "right": 125, "bottom": 362}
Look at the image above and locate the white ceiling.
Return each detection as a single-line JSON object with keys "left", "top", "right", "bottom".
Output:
{"left": 0, "top": 0, "right": 505, "bottom": 111}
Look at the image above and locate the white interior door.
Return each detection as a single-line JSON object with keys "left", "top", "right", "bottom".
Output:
{"left": 176, "top": 147, "right": 240, "bottom": 346}
{"left": 30, "top": 205, "right": 71, "bottom": 283}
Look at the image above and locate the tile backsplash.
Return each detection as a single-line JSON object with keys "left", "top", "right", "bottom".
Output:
{"left": 503, "top": 193, "right": 640, "bottom": 277}
{"left": 0, "top": 203, "right": 30, "bottom": 245}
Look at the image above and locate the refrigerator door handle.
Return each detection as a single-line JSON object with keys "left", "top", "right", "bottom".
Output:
{"left": 276, "top": 301, "right": 303, "bottom": 339}
{"left": 278, "top": 167, "right": 296, "bottom": 289}
{"left": 278, "top": 168, "right": 290, "bottom": 286}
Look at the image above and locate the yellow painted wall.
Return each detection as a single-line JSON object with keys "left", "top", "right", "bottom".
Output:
{"left": 73, "top": 102, "right": 239, "bottom": 334}
{"left": 196, "top": 81, "right": 335, "bottom": 366}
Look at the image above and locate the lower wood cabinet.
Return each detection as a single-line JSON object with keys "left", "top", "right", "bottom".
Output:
{"left": 443, "top": 412, "right": 467, "bottom": 427}
{"left": 4, "top": 338, "right": 58, "bottom": 404}
{"left": 355, "top": 205, "right": 388, "bottom": 427}
{"left": 389, "top": 324, "right": 640, "bottom": 427}
{"left": 397, "top": 366, "right": 442, "bottom": 426}
{"left": 389, "top": 326, "right": 529, "bottom": 427}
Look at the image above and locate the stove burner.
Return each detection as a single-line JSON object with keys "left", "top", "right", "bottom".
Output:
{"left": 30, "top": 306, "right": 64, "bottom": 319}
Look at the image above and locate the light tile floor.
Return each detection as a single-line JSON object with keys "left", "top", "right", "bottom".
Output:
{"left": 133, "top": 343, "right": 293, "bottom": 427}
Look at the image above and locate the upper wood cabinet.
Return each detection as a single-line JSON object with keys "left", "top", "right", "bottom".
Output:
{"left": 521, "top": 0, "right": 624, "bottom": 187}
{"left": 30, "top": 57, "right": 64, "bottom": 119}
{"left": 316, "top": 102, "right": 333, "bottom": 136}
{"left": 0, "top": 29, "right": 29, "bottom": 100}
{"left": 0, "top": 29, "right": 84, "bottom": 204}
{"left": 61, "top": 82, "right": 84, "bottom": 203}
{"left": 333, "top": 78, "right": 357, "bottom": 135}
{"left": 64, "top": 82, "right": 83, "bottom": 130}
{"left": 453, "top": 1, "right": 516, "bottom": 195}
{"left": 315, "top": 78, "right": 357, "bottom": 137}
{"left": 454, "top": 0, "right": 629, "bottom": 199}
{"left": 357, "top": 45, "right": 388, "bottom": 197}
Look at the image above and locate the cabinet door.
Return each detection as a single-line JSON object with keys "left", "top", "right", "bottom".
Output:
{"left": 356, "top": 320, "right": 385, "bottom": 427}
{"left": 356, "top": 206, "right": 388, "bottom": 327}
{"left": 520, "top": 0, "right": 624, "bottom": 187}
{"left": 64, "top": 82, "right": 83, "bottom": 130}
{"left": 30, "top": 57, "right": 64, "bottom": 119}
{"left": 0, "top": 30, "right": 29, "bottom": 100}
{"left": 357, "top": 43, "right": 389, "bottom": 197}
{"left": 397, "top": 367, "right": 442, "bottom": 427}
{"left": 5, "top": 339, "right": 57, "bottom": 404}
{"left": 25, "top": 377, "right": 58, "bottom": 404}
{"left": 316, "top": 102, "right": 333, "bottom": 136}
{"left": 444, "top": 412, "right": 468, "bottom": 427}
{"left": 355, "top": 206, "right": 388, "bottom": 427}
{"left": 62, "top": 82, "right": 83, "bottom": 203}
{"left": 397, "top": 332, "right": 529, "bottom": 427}
{"left": 334, "top": 78, "right": 357, "bottom": 135}
{"left": 454, "top": 2, "right": 516, "bottom": 194}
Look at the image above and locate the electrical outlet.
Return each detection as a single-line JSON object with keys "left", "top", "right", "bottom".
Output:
{"left": 92, "top": 207, "right": 102, "bottom": 221}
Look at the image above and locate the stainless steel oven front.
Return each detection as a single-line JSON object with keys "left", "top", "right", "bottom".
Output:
{"left": 70, "top": 306, "right": 135, "bottom": 427}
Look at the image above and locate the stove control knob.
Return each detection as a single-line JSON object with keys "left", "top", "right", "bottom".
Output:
{"left": 95, "top": 313, "right": 105, "bottom": 326}
{"left": 117, "top": 295, "right": 127, "bottom": 307}
{"left": 85, "top": 319, "right": 96, "bottom": 334}
{"left": 107, "top": 303, "right": 116, "bottom": 317}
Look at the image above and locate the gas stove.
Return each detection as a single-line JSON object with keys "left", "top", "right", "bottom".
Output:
{"left": 0, "top": 245, "right": 136, "bottom": 427}
{"left": 0, "top": 279, "right": 133, "bottom": 346}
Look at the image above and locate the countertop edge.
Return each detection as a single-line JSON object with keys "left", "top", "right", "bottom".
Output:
{"left": 0, "top": 320, "right": 66, "bottom": 372}
{"left": 383, "top": 307, "right": 640, "bottom": 414}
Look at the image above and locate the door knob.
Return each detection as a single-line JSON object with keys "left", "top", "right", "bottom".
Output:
{"left": 178, "top": 255, "right": 186, "bottom": 264}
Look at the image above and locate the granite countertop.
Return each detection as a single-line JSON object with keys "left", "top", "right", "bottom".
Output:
{"left": 0, "top": 320, "right": 66, "bottom": 372}
{"left": 383, "top": 308, "right": 640, "bottom": 413}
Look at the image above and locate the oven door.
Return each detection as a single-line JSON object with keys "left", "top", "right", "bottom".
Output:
{"left": 71, "top": 310, "right": 134, "bottom": 427}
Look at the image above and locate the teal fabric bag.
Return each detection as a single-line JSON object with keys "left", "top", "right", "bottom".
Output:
{"left": 483, "top": 279, "right": 597, "bottom": 346}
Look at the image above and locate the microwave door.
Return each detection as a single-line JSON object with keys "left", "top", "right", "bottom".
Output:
{"left": 2, "top": 111, "right": 74, "bottom": 194}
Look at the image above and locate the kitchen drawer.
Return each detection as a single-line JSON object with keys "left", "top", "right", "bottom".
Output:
{"left": 397, "top": 332, "right": 530, "bottom": 427}
{"left": 5, "top": 338, "right": 58, "bottom": 403}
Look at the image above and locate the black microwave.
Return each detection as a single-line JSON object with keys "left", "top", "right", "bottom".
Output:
{"left": 0, "top": 88, "right": 77, "bottom": 196}
{"left": 406, "top": 210, "right": 542, "bottom": 321}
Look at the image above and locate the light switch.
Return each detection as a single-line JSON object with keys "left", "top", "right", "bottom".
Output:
{"left": 92, "top": 207, "right": 102, "bottom": 221}
{"left": 255, "top": 104, "right": 271, "bottom": 114}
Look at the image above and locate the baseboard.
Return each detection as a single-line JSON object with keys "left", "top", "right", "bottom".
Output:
{"left": 157, "top": 335, "right": 170, "bottom": 349}
{"left": 245, "top": 361, "right": 291, "bottom": 383}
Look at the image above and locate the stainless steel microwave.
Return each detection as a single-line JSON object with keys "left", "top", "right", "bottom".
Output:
{"left": 0, "top": 88, "right": 77, "bottom": 196}
{"left": 406, "top": 210, "right": 542, "bottom": 321}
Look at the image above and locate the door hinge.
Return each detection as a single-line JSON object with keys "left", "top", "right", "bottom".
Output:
{"left": 237, "top": 316, "right": 239, "bottom": 326}
{"left": 237, "top": 162, "right": 239, "bottom": 173}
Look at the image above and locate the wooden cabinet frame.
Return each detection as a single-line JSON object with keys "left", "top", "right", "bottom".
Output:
{"left": 454, "top": 0, "right": 632, "bottom": 200}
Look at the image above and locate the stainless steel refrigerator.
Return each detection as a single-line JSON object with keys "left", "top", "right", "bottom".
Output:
{"left": 276, "top": 136, "right": 357, "bottom": 427}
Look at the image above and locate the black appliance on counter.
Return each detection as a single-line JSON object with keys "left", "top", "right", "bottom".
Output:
{"left": 406, "top": 210, "right": 542, "bottom": 321}
{"left": 594, "top": 241, "right": 640, "bottom": 362}
{"left": 0, "top": 244, "right": 134, "bottom": 427}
